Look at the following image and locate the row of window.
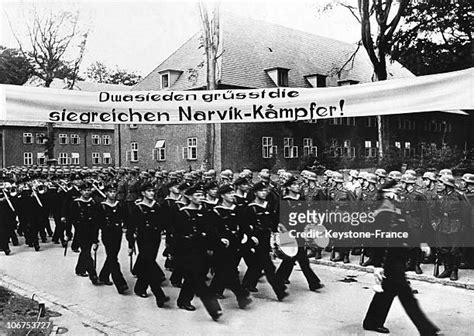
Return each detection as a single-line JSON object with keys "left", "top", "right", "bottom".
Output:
{"left": 23, "top": 152, "right": 112, "bottom": 166}
{"left": 125, "top": 138, "right": 198, "bottom": 163}
{"left": 22, "top": 133, "right": 112, "bottom": 145}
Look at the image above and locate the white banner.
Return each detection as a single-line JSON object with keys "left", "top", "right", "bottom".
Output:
{"left": 1, "top": 68, "right": 472, "bottom": 125}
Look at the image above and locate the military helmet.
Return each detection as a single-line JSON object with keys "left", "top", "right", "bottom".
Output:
{"left": 388, "top": 171, "right": 402, "bottom": 181}
{"left": 306, "top": 171, "right": 317, "bottom": 181}
{"left": 401, "top": 174, "right": 416, "bottom": 184}
{"left": 366, "top": 173, "right": 378, "bottom": 184}
{"left": 439, "top": 169, "right": 453, "bottom": 177}
{"left": 349, "top": 170, "right": 359, "bottom": 178}
{"left": 461, "top": 173, "right": 474, "bottom": 184}
{"left": 358, "top": 171, "right": 368, "bottom": 180}
{"left": 374, "top": 168, "right": 387, "bottom": 178}
{"left": 422, "top": 172, "right": 437, "bottom": 181}
{"left": 439, "top": 174, "right": 456, "bottom": 188}
{"left": 405, "top": 169, "right": 416, "bottom": 177}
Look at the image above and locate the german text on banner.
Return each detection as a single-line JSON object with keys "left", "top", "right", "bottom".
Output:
{"left": 1, "top": 68, "right": 472, "bottom": 125}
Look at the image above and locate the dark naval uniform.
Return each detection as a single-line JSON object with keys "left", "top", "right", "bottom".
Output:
{"left": 128, "top": 200, "right": 168, "bottom": 302}
{"left": 97, "top": 200, "right": 128, "bottom": 293}
{"left": 69, "top": 197, "right": 100, "bottom": 283}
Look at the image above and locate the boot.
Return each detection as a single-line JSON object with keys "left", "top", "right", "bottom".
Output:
{"left": 315, "top": 249, "right": 322, "bottom": 259}
{"left": 415, "top": 263, "right": 423, "bottom": 275}
{"left": 437, "top": 266, "right": 452, "bottom": 278}
{"left": 343, "top": 254, "right": 350, "bottom": 264}
{"left": 450, "top": 268, "right": 458, "bottom": 281}
{"left": 361, "top": 258, "right": 374, "bottom": 267}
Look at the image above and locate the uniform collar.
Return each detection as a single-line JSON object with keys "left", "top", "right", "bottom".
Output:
{"left": 248, "top": 200, "right": 268, "bottom": 208}
{"left": 214, "top": 204, "right": 236, "bottom": 210}
{"left": 180, "top": 205, "right": 203, "bottom": 211}
{"left": 136, "top": 200, "right": 156, "bottom": 208}
{"left": 283, "top": 194, "right": 300, "bottom": 200}
{"left": 101, "top": 201, "right": 119, "bottom": 207}
{"left": 74, "top": 197, "right": 93, "bottom": 203}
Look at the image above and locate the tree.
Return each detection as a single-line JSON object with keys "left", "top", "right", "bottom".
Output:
{"left": 0, "top": 46, "right": 33, "bottom": 85}
{"left": 391, "top": 0, "right": 473, "bottom": 76}
{"left": 318, "top": 0, "right": 409, "bottom": 161}
{"left": 6, "top": 7, "right": 90, "bottom": 164}
{"left": 198, "top": 1, "right": 221, "bottom": 170}
{"left": 85, "top": 61, "right": 142, "bottom": 86}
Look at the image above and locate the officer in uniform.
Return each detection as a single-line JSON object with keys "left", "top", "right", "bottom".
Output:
{"left": 127, "top": 182, "right": 169, "bottom": 308}
{"left": 97, "top": 183, "right": 129, "bottom": 294}
{"left": 233, "top": 177, "right": 251, "bottom": 207}
{"left": 202, "top": 181, "right": 219, "bottom": 212}
{"left": 242, "top": 181, "right": 288, "bottom": 301}
{"left": 173, "top": 184, "right": 222, "bottom": 320}
{"left": 432, "top": 175, "right": 468, "bottom": 281}
{"left": 276, "top": 176, "right": 324, "bottom": 291}
{"left": 0, "top": 183, "right": 15, "bottom": 255}
{"left": 362, "top": 181, "right": 439, "bottom": 335}
{"left": 209, "top": 184, "right": 254, "bottom": 308}
{"left": 28, "top": 182, "right": 51, "bottom": 251}
{"left": 62, "top": 175, "right": 81, "bottom": 252}
{"left": 359, "top": 173, "right": 380, "bottom": 266}
{"left": 69, "top": 182, "right": 100, "bottom": 284}
{"left": 420, "top": 172, "right": 439, "bottom": 264}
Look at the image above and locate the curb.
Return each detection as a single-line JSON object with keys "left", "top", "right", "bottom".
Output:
{"left": 311, "top": 259, "right": 474, "bottom": 290}
{"left": 0, "top": 272, "right": 151, "bottom": 336}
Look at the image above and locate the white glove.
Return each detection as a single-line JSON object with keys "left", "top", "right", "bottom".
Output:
{"left": 92, "top": 243, "right": 98, "bottom": 251}
{"left": 420, "top": 243, "right": 431, "bottom": 257}
{"left": 251, "top": 237, "right": 259, "bottom": 245}
{"left": 373, "top": 267, "right": 385, "bottom": 284}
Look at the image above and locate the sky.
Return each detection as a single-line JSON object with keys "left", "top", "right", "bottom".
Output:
{"left": 0, "top": 0, "right": 360, "bottom": 77}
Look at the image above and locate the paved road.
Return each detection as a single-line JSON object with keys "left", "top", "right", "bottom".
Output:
{"left": 1, "top": 238, "right": 473, "bottom": 335}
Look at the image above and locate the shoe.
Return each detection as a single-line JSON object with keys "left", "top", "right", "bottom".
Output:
{"left": 237, "top": 296, "right": 252, "bottom": 309}
{"left": 135, "top": 292, "right": 148, "bottom": 298}
{"left": 90, "top": 276, "right": 99, "bottom": 285}
{"left": 309, "top": 283, "right": 325, "bottom": 291}
{"left": 415, "top": 264, "right": 423, "bottom": 275}
{"left": 246, "top": 287, "right": 258, "bottom": 293}
{"left": 211, "top": 310, "right": 223, "bottom": 321}
{"left": 4, "top": 249, "right": 11, "bottom": 256}
{"left": 76, "top": 272, "right": 88, "bottom": 277}
{"left": 118, "top": 285, "right": 128, "bottom": 295}
{"left": 363, "top": 325, "right": 390, "bottom": 334}
{"left": 156, "top": 296, "right": 170, "bottom": 308}
{"left": 437, "top": 268, "right": 451, "bottom": 279}
{"left": 343, "top": 255, "right": 350, "bottom": 263}
{"left": 315, "top": 250, "right": 322, "bottom": 259}
{"left": 100, "top": 279, "right": 113, "bottom": 286}
{"left": 178, "top": 303, "right": 196, "bottom": 311}
{"left": 34, "top": 245, "right": 40, "bottom": 251}
{"left": 332, "top": 255, "right": 344, "bottom": 262}
{"left": 276, "top": 291, "right": 289, "bottom": 301}
{"left": 450, "top": 269, "right": 458, "bottom": 281}
{"left": 361, "top": 258, "right": 374, "bottom": 267}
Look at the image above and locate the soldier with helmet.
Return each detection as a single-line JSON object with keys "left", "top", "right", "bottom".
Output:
{"left": 432, "top": 175, "right": 469, "bottom": 281}
{"left": 374, "top": 169, "right": 387, "bottom": 188}
{"left": 459, "top": 173, "right": 474, "bottom": 269}
{"left": 359, "top": 173, "right": 380, "bottom": 266}
{"left": 399, "top": 174, "right": 430, "bottom": 274}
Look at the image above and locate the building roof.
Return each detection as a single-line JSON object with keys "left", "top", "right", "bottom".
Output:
{"left": 134, "top": 13, "right": 413, "bottom": 91}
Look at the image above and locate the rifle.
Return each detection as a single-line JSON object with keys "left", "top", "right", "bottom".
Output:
{"left": 93, "top": 247, "right": 97, "bottom": 269}
{"left": 330, "top": 245, "right": 336, "bottom": 261}
{"left": 129, "top": 246, "right": 136, "bottom": 276}
{"left": 433, "top": 249, "right": 440, "bottom": 277}
{"left": 64, "top": 239, "right": 68, "bottom": 256}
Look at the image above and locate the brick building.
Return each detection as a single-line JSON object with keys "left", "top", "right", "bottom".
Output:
{"left": 118, "top": 14, "right": 471, "bottom": 171}
{"left": 0, "top": 80, "right": 129, "bottom": 168}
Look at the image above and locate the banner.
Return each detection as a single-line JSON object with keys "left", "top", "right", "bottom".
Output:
{"left": 1, "top": 68, "right": 472, "bottom": 125}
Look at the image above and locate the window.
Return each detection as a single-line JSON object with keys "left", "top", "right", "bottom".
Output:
{"left": 92, "top": 152, "right": 101, "bottom": 165}
{"left": 262, "top": 137, "right": 273, "bottom": 158}
{"left": 127, "top": 142, "right": 139, "bottom": 162}
{"left": 316, "top": 75, "right": 326, "bottom": 87}
{"left": 37, "top": 152, "right": 45, "bottom": 165}
{"left": 102, "top": 135, "right": 111, "bottom": 145}
{"left": 398, "top": 118, "right": 416, "bottom": 130}
{"left": 71, "top": 134, "right": 80, "bottom": 145}
{"left": 103, "top": 152, "right": 111, "bottom": 164}
{"left": 277, "top": 69, "right": 289, "bottom": 87}
{"left": 365, "top": 140, "right": 377, "bottom": 157}
{"left": 395, "top": 141, "right": 401, "bottom": 149}
{"left": 184, "top": 137, "right": 197, "bottom": 160}
{"left": 283, "top": 137, "right": 298, "bottom": 158}
{"left": 36, "top": 133, "right": 47, "bottom": 144}
{"left": 71, "top": 153, "right": 79, "bottom": 165}
{"left": 343, "top": 140, "right": 351, "bottom": 148}
{"left": 365, "top": 117, "right": 376, "bottom": 127}
{"left": 153, "top": 140, "right": 166, "bottom": 161}
{"left": 303, "top": 138, "right": 315, "bottom": 156}
{"left": 92, "top": 135, "right": 100, "bottom": 145}
{"left": 161, "top": 74, "right": 169, "bottom": 89}
{"left": 58, "top": 153, "right": 69, "bottom": 165}
{"left": 24, "top": 152, "right": 33, "bottom": 166}
{"left": 23, "top": 133, "right": 33, "bottom": 144}
{"left": 59, "top": 134, "right": 68, "bottom": 144}
{"left": 404, "top": 142, "right": 412, "bottom": 157}
{"left": 329, "top": 117, "right": 355, "bottom": 126}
